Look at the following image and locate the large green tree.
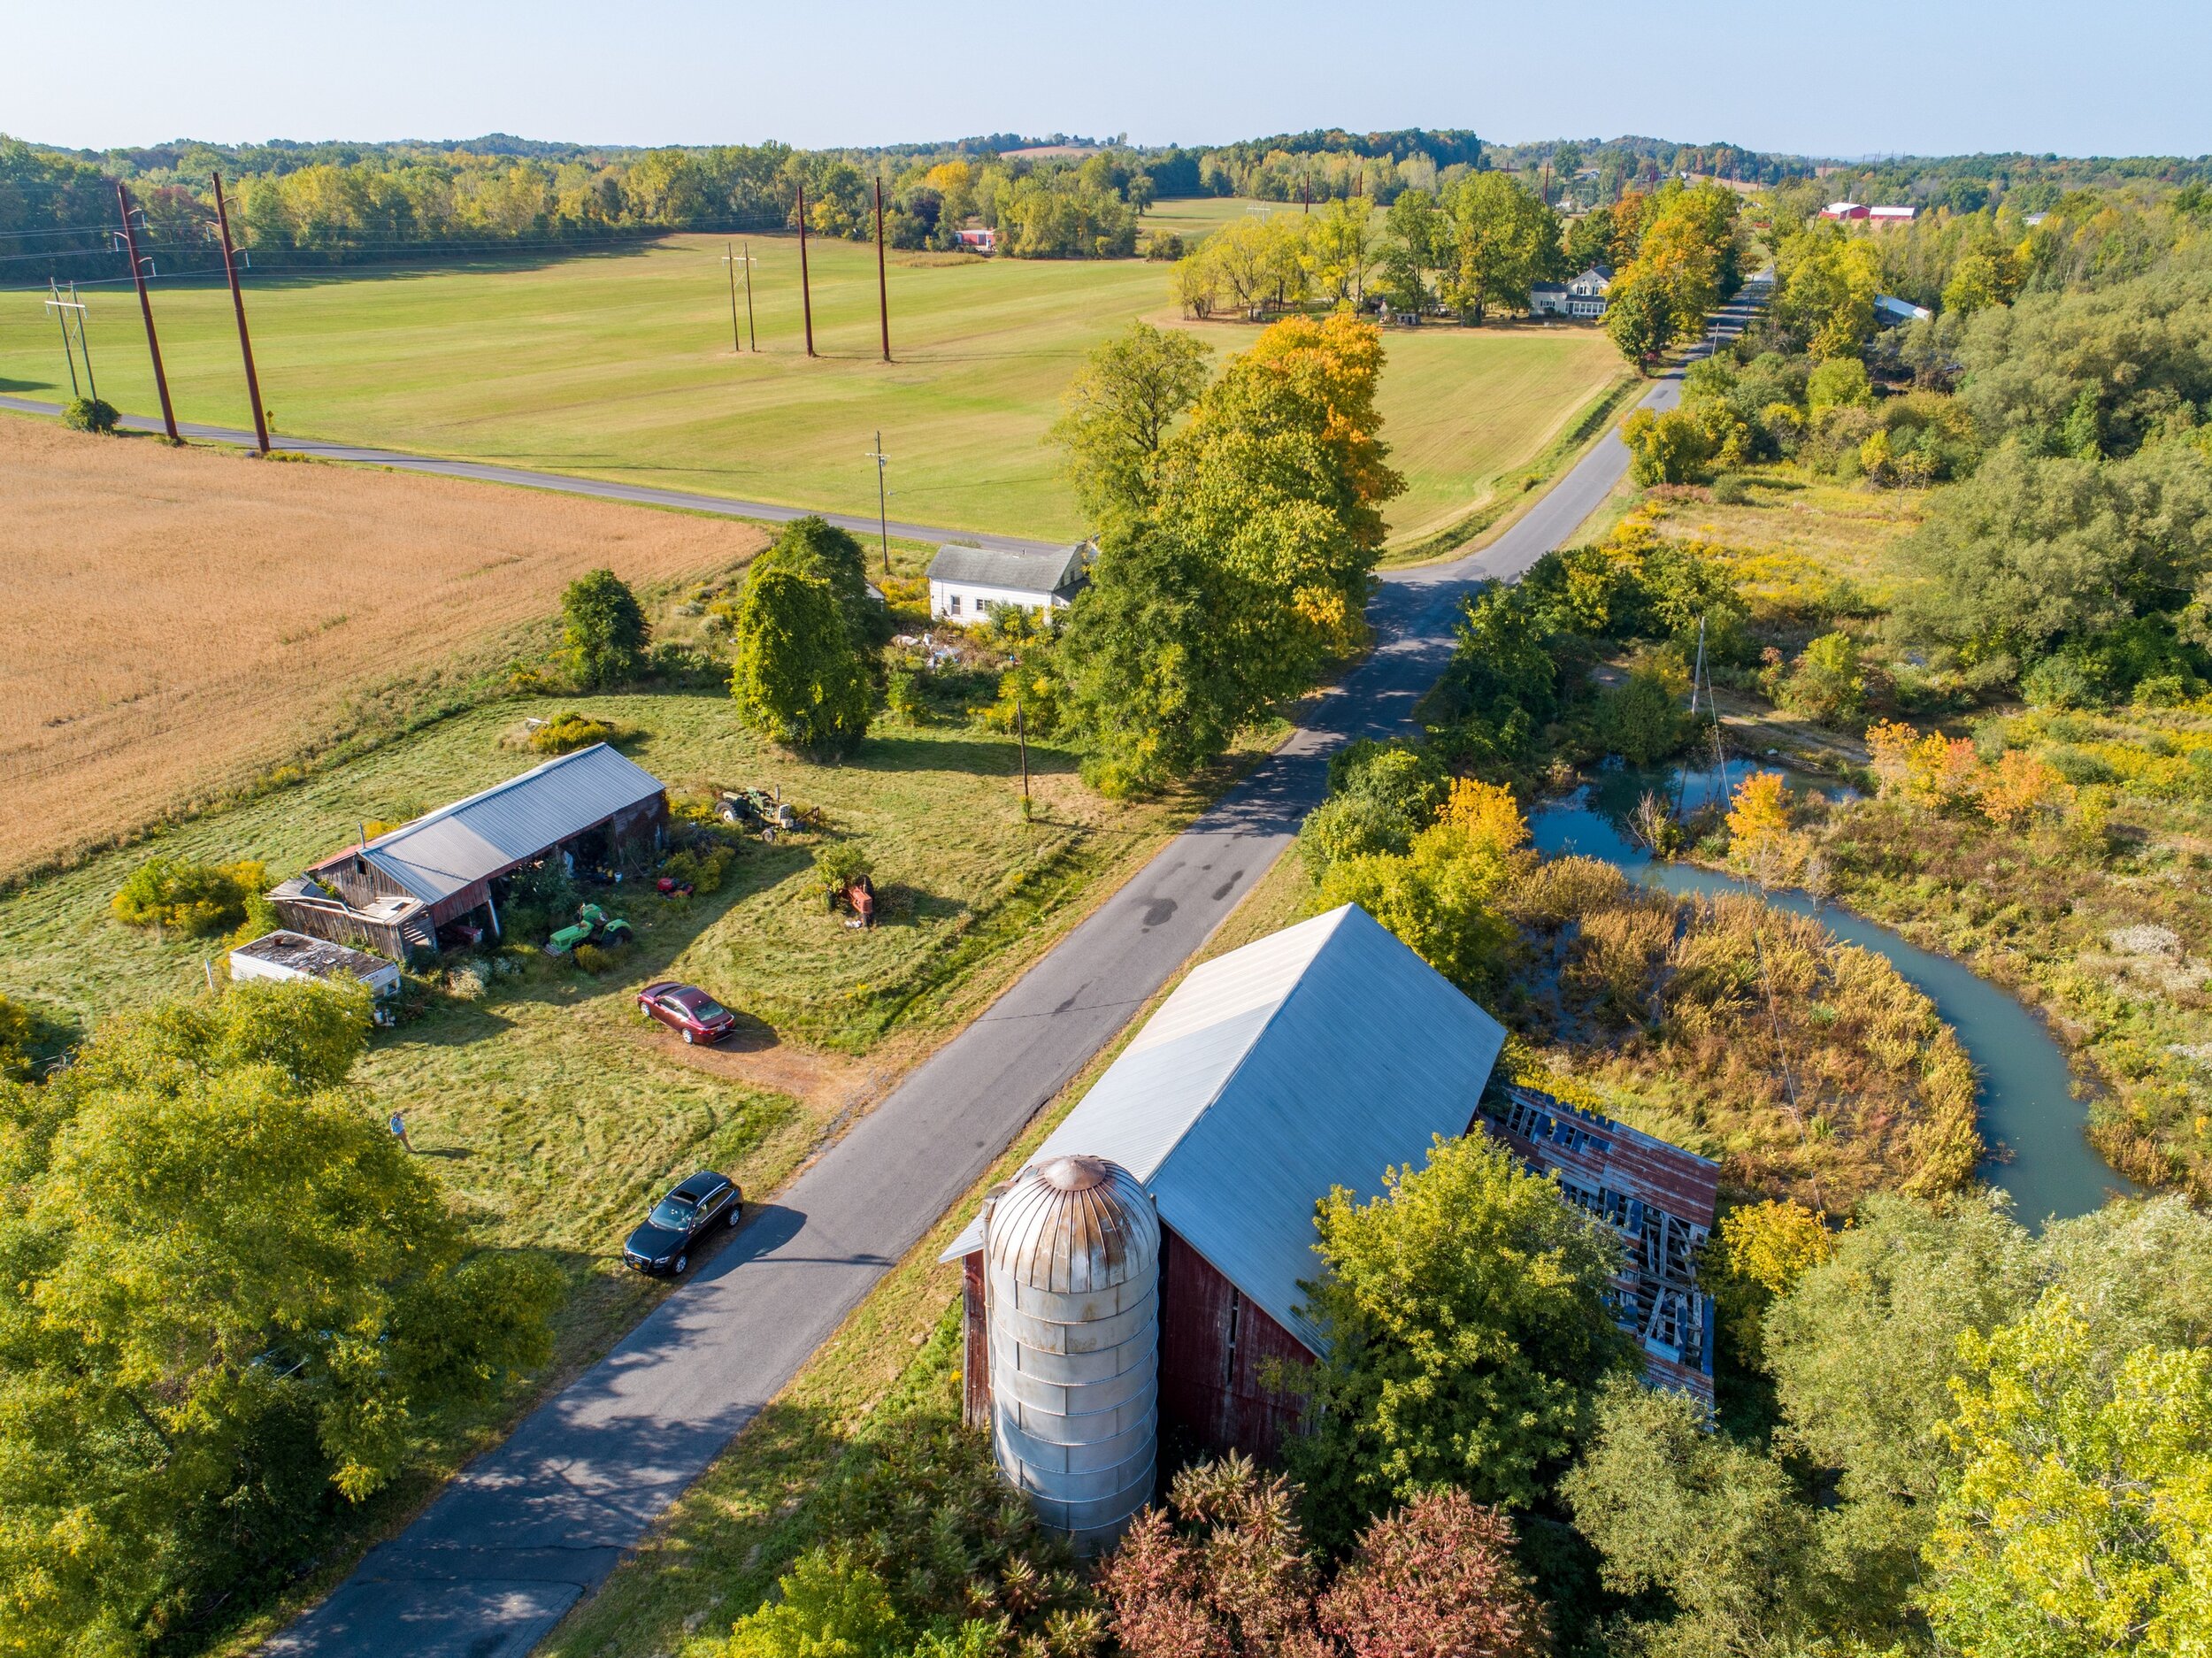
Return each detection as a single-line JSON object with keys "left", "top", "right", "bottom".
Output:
{"left": 0, "top": 984, "right": 558, "bottom": 1657}
{"left": 1444, "top": 173, "right": 1559, "bottom": 324}
{"left": 730, "top": 564, "right": 875, "bottom": 756}
{"left": 560, "top": 567, "right": 650, "bottom": 689}
{"left": 1562, "top": 1379, "right": 1828, "bottom": 1658}
{"left": 752, "top": 516, "right": 889, "bottom": 662}
{"left": 1048, "top": 320, "right": 1212, "bottom": 530}
{"left": 1925, "top": 1292, "right": 2212, "bottom": 1658}
{"left": 1286, "top": 1132, "right": 1633, "bottom": 1546}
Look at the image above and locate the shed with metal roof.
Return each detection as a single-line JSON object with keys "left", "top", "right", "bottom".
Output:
{"left": 273, "top": 742, "right": 667, "bottom": 957}
{"left": 947, "top": 903, "right": 1508, "bottom": 1457}
{"left": 928, "top": 542, "right": 1089, "bottom": 622}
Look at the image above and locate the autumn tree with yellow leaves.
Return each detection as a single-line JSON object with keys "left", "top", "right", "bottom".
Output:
{"left": 1056, "top": 313, "right": 1404, "bottom": 794}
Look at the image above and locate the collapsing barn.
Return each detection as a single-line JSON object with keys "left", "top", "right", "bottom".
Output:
{"left": 1479, "top": 1084, "right": 1720, "bottom": 1406}
{"left": 269, "top": 742, "right": 666, "bottom": 959}
{"left": 944, "top": 904, "right": 1509, "bottom": 1539}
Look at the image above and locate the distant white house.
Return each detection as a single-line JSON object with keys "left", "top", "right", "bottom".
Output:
{"left": 1532, "top": 265, "right": 1613, "bottom": 319}
{"left": 928, "top": 542, "right": 1090, "bottom": 622}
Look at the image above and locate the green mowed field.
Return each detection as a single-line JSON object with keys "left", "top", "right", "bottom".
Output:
{"left": 0, "top": 689, "right": 1240, "bottom": 1278}
{"left": 0, "top": 215, "right": 1622, "bottom": 543}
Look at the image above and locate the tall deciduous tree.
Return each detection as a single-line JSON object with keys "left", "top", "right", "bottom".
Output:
{"left": 1562, "top": 1378, "right": 1829, "bottom": 1658}
{"left": 1304, "top": 196, "right": 1376, "bottom": 305}
{"left": 0, "top": 984, "right": 558, "bottom": 1657}
{"left": 1926, "top": 1290, "right": 2212, "bottom": 1658}
{"left": 1381, "top": 188, "right": 1446, "bottom": 315}
{"left": 561, "top": 567, "right": 650, "bottom": 689}
{"left": 1286, "top": 1132, "right": 1633, "bottom": 1546}
{"left": 730, "top": 564, "right": 874, "bottom": 756}
{"left": 1444, "top": 173, "right": 1559, "bottom": 324}
{"left": 1048, "top": 321, "right": 1212, "bottom": 529}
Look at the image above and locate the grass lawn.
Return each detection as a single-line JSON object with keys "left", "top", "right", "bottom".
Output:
{"left": 530, "top": 842, "right": 1318, "bottom": 1658}
{"left": 0, "top": 217, "right": 1623, "bottom": 546}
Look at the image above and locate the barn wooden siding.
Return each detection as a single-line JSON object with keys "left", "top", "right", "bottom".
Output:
{"left": 1156, "top": 1227, "right": 1312, "bottom": 1461}
{"left": 962, "top": 1249, "right": 991, "bottom": 1432}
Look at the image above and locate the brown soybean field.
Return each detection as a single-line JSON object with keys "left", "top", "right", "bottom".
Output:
{"left": 0, "top": 416, "right": 764, "bottom": 882}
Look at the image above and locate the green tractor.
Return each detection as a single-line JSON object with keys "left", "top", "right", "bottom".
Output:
{"left": 546, "top": 902, "right": 633, "bottom": 956}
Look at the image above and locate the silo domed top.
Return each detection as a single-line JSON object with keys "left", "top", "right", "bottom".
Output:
{"left": 985, "top": 1155, "right": 1158, "bottom": 1296}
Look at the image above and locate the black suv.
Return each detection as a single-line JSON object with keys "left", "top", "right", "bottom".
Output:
{"left": 623, "top": 1171, "right": 743, "bottom": 1276}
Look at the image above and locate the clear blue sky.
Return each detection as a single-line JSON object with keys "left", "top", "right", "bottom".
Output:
{"left": 10, "top": 0, "right": 2208, "bottom": 160}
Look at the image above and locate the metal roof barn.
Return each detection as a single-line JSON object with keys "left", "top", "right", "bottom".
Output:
{"left": 946, "top": 904, "right": 1508, "bottom": 1354}
{"left": 928, "top": 542, "right": 1089, "bottom": 598}
{"left": 334, "top": 742, "right": 664, "bottom": 905}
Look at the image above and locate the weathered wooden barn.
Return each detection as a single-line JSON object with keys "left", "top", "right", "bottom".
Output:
{"left": 1479, "top": 1084, "right": 1721, "bottom": 1405}
{"left": 269, "top": 742, "right": 666, "bottom": 959}
{"left": 945, "top": 904, "right": 1509, "bottom": 1462}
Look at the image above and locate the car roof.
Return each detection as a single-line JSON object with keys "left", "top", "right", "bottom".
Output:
{"left": 672, "top": 1170, "right": 726, "bottom": 1200}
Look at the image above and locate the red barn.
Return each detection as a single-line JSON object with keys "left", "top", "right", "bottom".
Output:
{"left": 943, "top": 904, "right": 1508, "bottom": 1462}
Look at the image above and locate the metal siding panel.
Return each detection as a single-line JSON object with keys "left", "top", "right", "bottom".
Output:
{"left": 358, "top": 744, "right": 666, "bottom": 904}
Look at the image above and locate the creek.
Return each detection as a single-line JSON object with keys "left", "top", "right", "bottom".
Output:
{"left": 1529, "top": 761, "right": 2136, "bottom": 1224}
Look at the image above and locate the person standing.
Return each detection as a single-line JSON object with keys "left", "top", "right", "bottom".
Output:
{"left": 388, "top": 1111, "right": 414, "bottom": 1154}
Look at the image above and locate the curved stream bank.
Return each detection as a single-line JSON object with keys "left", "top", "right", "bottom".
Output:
{"left": 1531, "top": 765, "right": 2136, "bottom": 1224}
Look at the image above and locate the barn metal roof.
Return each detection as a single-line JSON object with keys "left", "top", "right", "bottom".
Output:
{"left": 928, "top": 542, "right": 1089, "bottom": 597}
{"left": 944, "top": 905, "right": 1507, "bottom": 1353}
{"left": 330, "top": 742, "right": 665, "bottom": 904}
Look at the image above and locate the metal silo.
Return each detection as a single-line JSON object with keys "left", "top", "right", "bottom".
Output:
{"left": 981, "top": 1154, "right": 1159, "bottom": 1551}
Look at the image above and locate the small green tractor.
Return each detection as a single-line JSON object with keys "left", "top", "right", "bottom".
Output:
{"left": 546, "top": 902, "right": 634, "bottom": 956}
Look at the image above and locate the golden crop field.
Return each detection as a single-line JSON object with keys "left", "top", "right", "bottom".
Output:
{"left": 0, "top": 415, "right": 764, "bottom": 881}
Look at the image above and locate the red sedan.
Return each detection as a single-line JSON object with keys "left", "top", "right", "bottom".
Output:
{"left": 638, "top": 981, "right": 739, "bottom": 1045}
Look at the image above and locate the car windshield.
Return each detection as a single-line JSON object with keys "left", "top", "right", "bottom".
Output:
{"left": 692, "top": 997, "right": 731, "bottom": 1021}
{"left": 648, "top": 1196, "right": 696, "bottom": 1230}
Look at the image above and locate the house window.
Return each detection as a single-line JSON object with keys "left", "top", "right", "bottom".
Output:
{"left": 948, "top": 594, "right": 962, "bottom": 614}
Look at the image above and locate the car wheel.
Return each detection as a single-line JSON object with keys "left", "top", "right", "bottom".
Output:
{"left": 681, "top": 1027, "right": 695, "bottom": 1045}
{"left": 727, "top": 1202, "right": 743, "bottom": 1229}
{"left": 672, "top": 1253, "right": 688, "bottom": 1275}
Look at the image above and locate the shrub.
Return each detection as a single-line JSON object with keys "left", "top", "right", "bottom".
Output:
{"left": 886, "top": 668, "right": 928, "bottom": 725}
{"left": 1776, "top": 632, "right": 1867, "bottom": 726}
{"left": 1622, "top": 406, "right": 1717, "bottom": 486}
{"left": 1301, "top": 792, "right": 1417, "bottom": 878}
{"left": 662, "top": 842, "right": 737, "bottom": 895}
{"left": 1710, "top": 472, "right": 1749, "bottom": 504}
{"left": 1593, "top": 668, "right": 1692, "bottom": 764}
{"left": 0, "top": 994, "right": 37, "bottom": 1080}
{"left": 810, "top": 842, "right": 873, "bottom": 910}
{"left": 571, "top": 940, "right": 621, "bottom": 975}
{"left": 61, "top": 395, "right": 119, "bottom": 434}
{"left": 526, "top": 711, "right": 634, "bottom": 756}
{"left": 560, "top": 569, "right": 650, "bottom": 689}
{"left": 2022, "top": 654, "right": 2097, "bottom": 710}
{"left": 2042, "top": 744, "right": 2117, "bottom": 787}
{"left": 1806, "top": 356, "right": 1874, "bottom": 412}
{"left": 111, "top": 856, "right": 267, "bottom": 936}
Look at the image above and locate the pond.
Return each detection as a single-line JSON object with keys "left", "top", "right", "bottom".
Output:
{"left": 1530, "top": 760, "right": 2136, "bottom": 1225}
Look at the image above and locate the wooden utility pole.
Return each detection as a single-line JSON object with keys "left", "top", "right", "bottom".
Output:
{"left": 795, "top": 181, "right": 816, "bottom": 357}
{"left": 724, "top": 239, "right": 743, "bottom": 352}
{"left": 742, "top": 238, "right": 757, "bottom": 351}
{"left": 874, "top": 177, "right": 891, "bottom": 363}
{"left": 1014, "top": 679, "right": 1031, "bottom": 811}
{"left": 211, "top": 173, "right": 269, "bottom": 455}
{"left": 867, "top": 431, "right": 891, "bottom": 573}
{"left": 115, "top": 182, "right": 178, "bottom": 441}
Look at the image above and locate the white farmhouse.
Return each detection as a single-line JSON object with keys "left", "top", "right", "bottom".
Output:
{"left": 1531, "top": 265, "right": 1613, "bottom": 319}
{"left": 928, "top": 542, "right": 1090, "bottom": 622}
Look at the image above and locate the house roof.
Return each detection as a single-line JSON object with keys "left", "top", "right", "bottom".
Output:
{"left": 230, "top": 929, "right": 401, "bottom": 988}
{"left": 319, "top": 742, "right": 665, "bottom": 904}
{"left": 1875, "top": 294, "right": 1933, "bottom": 324}
{"left": 929, "top": 542, "right": 1088, "bottom": 597}
{"left": 943, "top": 904, "right": 1507, "bottom": 1353}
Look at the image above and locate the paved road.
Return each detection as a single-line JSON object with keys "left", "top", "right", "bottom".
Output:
{"left": 250, "top": 285, "right": 1763, "bottom": 1658}
{"left": 0, "top": 394, "right": 1058, "bottom": 554}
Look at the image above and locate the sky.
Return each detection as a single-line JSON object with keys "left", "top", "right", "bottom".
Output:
{"left": 9, "top": 0, "right": 2208, "bottom": 161}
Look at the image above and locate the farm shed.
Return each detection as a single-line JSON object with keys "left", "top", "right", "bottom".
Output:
{"left": 927, "top": 542, "right": 1089, "bottom": 622}
{"left": 228, "top": 929, "right": 402, "bottom": 999}
{"left": 1479, "top": 1085, "right": 1721, "bottom": 1406}
{"left": 945, "top": 904, "right": 1509, "bottom": 1465}
{"left": 270, "top": 741, "right": 666, "bottom": 959}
